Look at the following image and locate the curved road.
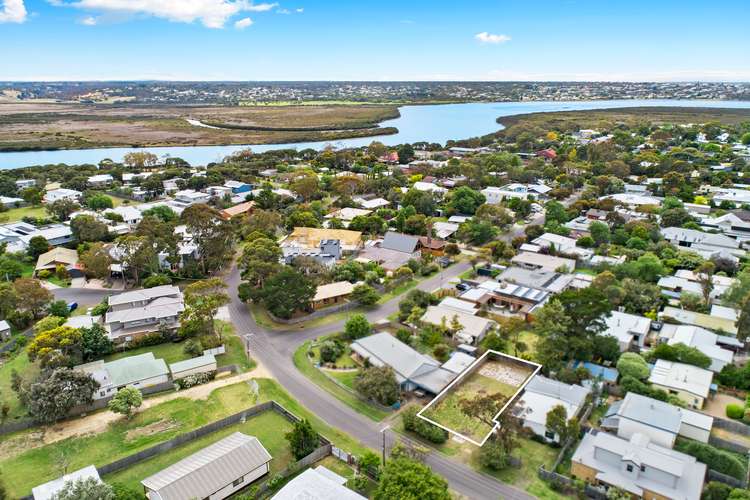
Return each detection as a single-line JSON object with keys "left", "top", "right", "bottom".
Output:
{"left": 55, "top": 261, "right": 533, "bottom": 499}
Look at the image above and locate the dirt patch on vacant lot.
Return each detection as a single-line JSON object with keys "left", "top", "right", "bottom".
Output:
{"left": 125, "top": 418, "right": 180, "bottom": 442}
{"left": 0, "top": 429, "right": 45, "bottom": 460}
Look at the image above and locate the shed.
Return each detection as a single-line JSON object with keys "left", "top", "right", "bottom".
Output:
{"left": 142, "top": 432, "right": 272, "bottom": 500}
{"left": 32, "top": 465, "right": 101, "bottom": 500}
{"left": 169, "top": 353, "right": 217, "bottom": 380}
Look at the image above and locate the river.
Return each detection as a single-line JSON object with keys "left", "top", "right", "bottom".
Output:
{"left": 2, "top": 99, "right": 750, "bottom": 170}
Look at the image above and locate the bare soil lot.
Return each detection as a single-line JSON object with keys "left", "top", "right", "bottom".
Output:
{"left": 0, "top": 102, "right": 399, "bottom": 151}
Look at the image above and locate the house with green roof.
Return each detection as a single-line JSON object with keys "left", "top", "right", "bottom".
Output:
{"left": 75, "top": 352, "right": 169, "bottom": 400}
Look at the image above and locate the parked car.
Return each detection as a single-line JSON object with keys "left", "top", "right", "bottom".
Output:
{"left": 455, "top": 283, "right": 470, "bottom": 291}
{"left": 67, "top": 302, "right": 78, "bottom": 312}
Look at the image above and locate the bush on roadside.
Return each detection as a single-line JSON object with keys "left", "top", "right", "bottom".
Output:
{"left": 402, "top": 405, "right": 448, "bottom": 443}
{"left": 726, "top": 403, "right": 744, "bottom": 420}
{"left": 319, "top": 340, "right": 344, "bottom": 364}
{"left": 175, "top": 371, "right": 215, "bottom": 389}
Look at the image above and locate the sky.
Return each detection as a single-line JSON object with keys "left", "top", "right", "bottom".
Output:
{"left": 0, "top": 0, "right": 749, "bottom": 82}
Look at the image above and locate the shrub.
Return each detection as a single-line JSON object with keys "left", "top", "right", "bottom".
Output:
{"left": 433, "top": 343, "right": 451, "bottom": 362}
{"left": 37, "top": 270, "right": 51, "bottom": 279}
{"left": 129, "top": 332, "right": 167, "bottom": 348}
{"left": 91, "top": 298, "right": 109, "bottom": 316}
{"left": 675, "top": 441, "right": 746, "bottom": 480}
{"left": 395, "top": 328, "right": 411, "bottom": 343}
{"left": 702, "top": 482, "right": 732, "bottom": 500}
{"left": 175, "top": 371, "right": 215, "bottom": 389}
{"left": 616, "top": 352, "right": 650, "bottom": 380}
{"left": 183, "top": 339, "right": 203, "bottom": 357}
{"left": 726, "top": 403, "right": 745, "bottom": 420}
{"left": 319, "top": 340, "right": 344, "bottom": 364}
{"left": 143, "top": 274, "right": 172, "bottom": 288}
{"left": 402, "top": 405, "right": 448, "bottom": 443}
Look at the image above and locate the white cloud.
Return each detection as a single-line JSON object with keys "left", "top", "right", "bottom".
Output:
{"left": 234, "top": 16, "right": 252, "bottom": 28}
{"left": 475, "top": 32, "right": 511, "bottom": 44}
{"left": 295, "top": 7, "right": 303, "bottom": 13}
{"left": 50, "top": 0, "right": 278, "bottom": 28}
{"left": 80, "top": 15, "right": 97, "bottom": 25}
{"left": 0, "top": 0, "right": 27, "bottom": 23}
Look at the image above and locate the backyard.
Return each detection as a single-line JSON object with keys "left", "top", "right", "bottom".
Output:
{"left": 420, "top": 355, "right": 537, "bottom": 444}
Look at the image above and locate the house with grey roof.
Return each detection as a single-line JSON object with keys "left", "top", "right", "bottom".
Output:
{"left": 648, "top": 359, "right": 713, "bottom": 409}
{"left": 272, "top": 465, "right": 366, "bottom": 500}
{"left": 104, "top": 285, "right": 184, "bottom": 343}
{"left": 32, "top": 465, "right": 101, "bottom": 500}
{"left": 359, "top": 231, "right": 422, "bottom": 271}
{"left": 516, "top": 375, "right": 590, "bottom": 443}
{"left": 657, "top": 324, "right": 734, "bottom": 373}
{"left": 351, "top": 332, "right": 456, "bottom": 394}
{"left": 601, "top": 311, "right": 651, "bottom": 352}
{"left": 142, "top": 432, "right": 272, "bottom": 500}
{"left": 381, "top": 231, "right": 421, "bottom": 254}
{"left": 497, "top": 266, "right": 574, "bottom": 294}
{"left": 602, "top": 393, "right": 713, "bottom": 447}
{"left": 75, "top": 352, "right": 169, "bottom": 400}
{"left": 571, "top": 430, "right": 706, "bottom": 500}
{"left": 420, "top": 305, "right": 496, "bottom": 345}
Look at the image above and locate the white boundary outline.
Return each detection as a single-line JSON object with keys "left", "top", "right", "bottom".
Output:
{"left": 416, "top": 349, "right": 541, "bottom": 447}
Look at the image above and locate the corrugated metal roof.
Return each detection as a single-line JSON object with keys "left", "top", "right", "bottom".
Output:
{"left": 169, "top": 353, "right": 216, "bottom": 374}
{"left": 142, "top": 432, "right": 272, "bottom": 500}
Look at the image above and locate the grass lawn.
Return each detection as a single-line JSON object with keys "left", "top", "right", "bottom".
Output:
{"left": 422, "top": 359, "right": 531, "bottom": 443}
{"left": 254, "top": 378, "right": 372, "bottom": 457}
{"left": 45, "top": 275, "right": 71, "bottom": 288}
{"left": 325, "top": 369, "right": 359, "bottom": 390}
{"left": 473, "top": 437, "right": 566, "bottom": 499}
{"left": 308, "top": 335, "right": 357, "bottom": 369}
{"left": 0, "top": 205, "right": 47, "bottom": 222}
{"left": 293, "top": 341, "right": 389, "bottom": 422}
{"left": 104, "top": 410, "right": 294, "bottom": 492}
{"left": 250, "top": 303, "right": 365, "bottom": 331}
{"left": 0, "top": 382, "right": 262, "bottom": 497}
{"left": 0, "top": 351, "right": 39, "bottom": 421}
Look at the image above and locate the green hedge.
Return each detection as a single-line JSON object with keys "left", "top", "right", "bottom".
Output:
{"left": 402, "top": 405, "right": 448, "bottom": 444}
{"left": 675, "top": 440, "right": 746, "bottom": 480}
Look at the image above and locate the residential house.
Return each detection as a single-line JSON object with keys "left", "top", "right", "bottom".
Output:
{"left": 44, "top": 188, "right": 82, "bottom": 203}
{"left": 283, "top": 239, "right": 341, "bottom": 268}
{"left": 358, "top": 232, "right": 420, "bottom": 271}
{"left": 142, "top": 432, "right": 272, "bottom": 500}
{"left": 531, "top": 233, "right": 593, "bottom": 260}
{"left": 220, "top": 201, "right": 255, "bottom": 220}
{"left": 324, "top": 207, "right": 372, "bottom": 227}
{"left": 172, "top": 189, "right": 211, "bottom": 208}
{"left": 351, "top": 332, "right": 457, "bottom": 394}
{"left": 15, "top": 179, "right": 36, "bottom": 190}
{"left": 602, "top": 311, "right": 651, "bottom": 352}
{"left": 0, "top": 222, "right": 74, "bottom": 252}
{"left": 497, "top": 266, "right": 574, "bottom": 294}
{"left": 76, "top": 352, "right": 169, "bottom": 400}
{"left": 517, "top": 375, "right": 590, "bottom": 443}
{"left": 272, "top": 465, "right": 366, "bottom": 500}
{"left": 648, "top": 359, "right": 713, "bottom": 409}
{"left": 412, "top": 181, "right": 448, "bottom": 197}
{"left": 224, "top": 180, "right": 253, "bottom": 194}
{"left": 438, "top": 296, "right": 479, "bottom": 315}
{"left": 571, "top": 430, "right": 706, "bottom": 500}
{"left": 511, "top": 251, "right": 576, "bottom": 272}
{"left": 420, "top": 305, "right": 496, "bottom": 345}
{"left": 602, "top": 393, "right": 713, "bottom": 446}
{"left": 661, "top": 306, "right": 738, "bottom": 336}
{"left": 354, "top": 196, "right": 390, "bottom": 210}
{"left": 481, "top": 183, "right": 551, "bottom": 204}
{"left": 34, "top": 247, "right": 82, "bottom": 277}
{"left": 32, "top": 465, "right": 102, "bottom": 500}
{"left": 281, "top": 227, "right": 362, "bottom": 254}
{"left": 311, "top": 281, "right": 355, "bottom": 310}
{"left": 0, "top": 195, "right": 24, "bottom": 208}
{"left": 564, "top": 216, "right": 593, "bottom": 237}
{"left": 169, "top": 354, "right": 217, "bottom": 380}
{"left": 603, "top": 193, "right": 662, "bottom": 208}
{"left": 87, "top": 174, "right": 114, "bottom": 187}
{"left": 418, "top": 235, "right": 447, "bottom": 256}
{"left": 104, "top": 285, "right": 184, "bottom": 343}
{"left": 673, "top": 269, "right": 736, "bottom": 299}
{"left": 660, "top": 227, "right": 743, "bottom": 261}
{"left": 459, "top": 280, "right": 549, "bottom": 320}
{"left": 433, "top": 221, "right": 460, "bottom": 239}
{"left": 657, "top": 324, "right": 734, "bottom": 372}
{"left": 104, "top": 205, "right": 143, "bottom": 227}
{"left": 0, "top": 320, "right": 10, "bottom": 340}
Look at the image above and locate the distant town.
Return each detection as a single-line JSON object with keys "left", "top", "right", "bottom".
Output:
{"left": 2, "top": 80, "right": 750, "bottom": 105}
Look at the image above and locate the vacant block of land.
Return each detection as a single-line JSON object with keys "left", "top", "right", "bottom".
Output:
{"left": 420, "top": 351, "right": 540, "bottom": 445}
{"left": 0, "top": 102, "right": 400, "bottom": 151}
